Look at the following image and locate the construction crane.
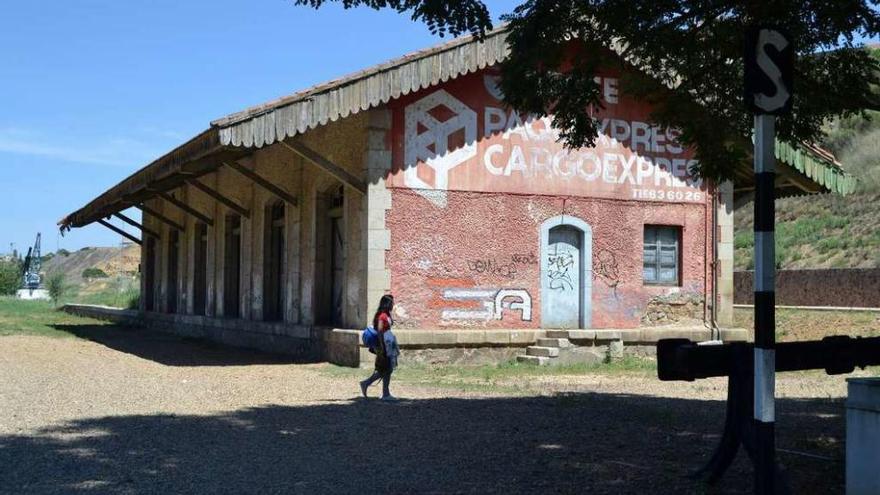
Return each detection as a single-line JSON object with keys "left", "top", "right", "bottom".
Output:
{"left": 20, "top": 233, "right": 42, "bottom": 290}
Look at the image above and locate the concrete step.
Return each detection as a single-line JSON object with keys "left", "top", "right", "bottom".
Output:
{"left": 537, "top": 337, "right": 572, "bottom": 348}
{"left": 516, "top": 355, "right": 550, "bottom": 366}
{"left": 546, "top": 330, "right": 571, "bottom": 339}
{"left": 527, "top": 346, "right": 560, "bottom": 358}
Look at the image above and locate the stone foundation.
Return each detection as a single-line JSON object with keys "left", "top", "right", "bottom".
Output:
{"left": 62, "top": 304, "right": 746, "bottom": 368}
{"left": 641, "top": 293, "right": 704, "bottom": 326}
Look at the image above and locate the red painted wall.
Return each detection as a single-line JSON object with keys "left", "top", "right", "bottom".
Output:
{"left": 384, "top": 67, "right": 712, "bottom": 329}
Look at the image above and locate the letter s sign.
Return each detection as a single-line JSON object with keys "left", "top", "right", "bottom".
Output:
{"left": 744, "top": 27, "right": 794, "bottom": 115}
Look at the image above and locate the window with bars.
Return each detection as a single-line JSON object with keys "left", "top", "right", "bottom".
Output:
{"left": 643, "top": 225, "right": 681, "bottom": 285}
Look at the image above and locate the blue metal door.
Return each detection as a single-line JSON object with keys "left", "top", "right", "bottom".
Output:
{"left": 543, "top": 225, "right": 581, "bottom": 328}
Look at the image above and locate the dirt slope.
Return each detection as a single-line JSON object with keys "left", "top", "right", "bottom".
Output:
{"left": 43, "top": 244, "right": 140, "bottom": 284}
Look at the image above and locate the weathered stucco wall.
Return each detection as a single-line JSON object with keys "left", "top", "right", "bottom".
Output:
{"left": 387, "top": 190, "right": 708, "bottom": 329}
{"left": 383, "top": 66, "right": 712, "bottom": 330}
{"left": 735, "top": 269, "right": 880, "bottom": 308}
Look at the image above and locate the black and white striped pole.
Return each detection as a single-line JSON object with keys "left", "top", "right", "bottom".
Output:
{"left": 744, "top": 26, "right": 793, "bottom": 495}
{"left": 753, "top": 112, "right": 776, "bottom": 494}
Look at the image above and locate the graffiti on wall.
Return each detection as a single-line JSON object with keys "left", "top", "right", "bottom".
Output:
{"left": 592, "top": 249, "right": 621, "bottom": 297}
{"left": 435, "top": 285, "right": 532, "bottom": 322}
{"left": 466, "top": 252, "right": 538, "bottom": 280}
{"left": 394, "top": 70, "right": 707, "bottom": 207}
{"left": 547, "top": 251, "right": 576, "bottom": 291}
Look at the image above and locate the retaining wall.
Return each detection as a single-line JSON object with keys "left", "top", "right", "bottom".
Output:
{"left": 734, "top": 269, "right": 880, "bottom": 308}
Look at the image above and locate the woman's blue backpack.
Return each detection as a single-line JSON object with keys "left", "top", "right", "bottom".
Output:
{"left": 362, "top": 326, "right": 379, "bottom": 349}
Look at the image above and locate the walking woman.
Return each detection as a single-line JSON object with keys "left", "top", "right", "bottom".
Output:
{"left": 360, "top": 294, "right": 399, "bottom": 401}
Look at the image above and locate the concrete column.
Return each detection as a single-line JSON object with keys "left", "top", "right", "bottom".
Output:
{"left": 251, "top": 192, "right": 267, "bottom": 321}
{"left": 139, "top": 211, "right": 149, "bottom": 313}
{"left": 214, "top": 203, "right": 226, "bottom": 317}
{"left": 716, "top": 180, "right": 735, "bottom": 327}
{"left": 362, "top": 107, "right": 393, "bottom": 326}
{"left": 156, "top": 201, "right": 169, "bottom": 313}
{"left": 240, "top": 206, "right": 254, "bottom": 320}
{"left": 299, "top": 183, "right": 317, "bottom": 325}
{"left": 284, "top": 162, "right": 302, "bottom": 324}
{"left": 185, "top": 187, "right": 196, "bottom": 315}
{"left": 344, "top": 185, "right": 365, "bottom": 328}
{"left": 179, "top": 189, "right": 190, "bottom": 315}
{"left": 205, "top": 173, "right": 218, "bottom": 317}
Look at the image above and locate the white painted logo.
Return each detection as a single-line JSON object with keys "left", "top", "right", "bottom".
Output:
{"left": 404, "top": 90, "right": 477, "bottom": 207}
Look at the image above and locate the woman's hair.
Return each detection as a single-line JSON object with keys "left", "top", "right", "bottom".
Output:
{"left": 373, "top": 294, "right": 394, "bottom": 329}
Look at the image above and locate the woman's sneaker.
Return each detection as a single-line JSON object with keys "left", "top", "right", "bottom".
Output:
{"left": 381, "top": 394, "right": 398, "bottom": 402}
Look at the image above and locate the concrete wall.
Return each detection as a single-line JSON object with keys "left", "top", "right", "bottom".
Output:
{"left": 735, "top": 268, "right": 880, "bottom": 308}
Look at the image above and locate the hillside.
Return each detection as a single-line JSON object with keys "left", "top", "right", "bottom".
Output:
{"left": 41, "top": 244, "right": 141, "bottom": 308}
{"left": 734, "top": 110, "right": 880, "bottom": 270}
{"left": 43, "top": 244, "right": 140, "bottom": 284}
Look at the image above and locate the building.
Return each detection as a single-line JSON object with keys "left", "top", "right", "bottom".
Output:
{"left": 60, "top": 28, "right": 853, "bottom": 365}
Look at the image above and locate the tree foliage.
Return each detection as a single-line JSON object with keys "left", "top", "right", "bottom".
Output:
{"left": 293, "top": 0, "right": 880, "bottom": 181}
{"left": 46, "top": 273, "right": 68, "bottom": 307}
{"left": 0, "top": 258, "right": 22, "bottom": 296}
{"left": 82, "top": 267, "right": 109, "bottom": 279}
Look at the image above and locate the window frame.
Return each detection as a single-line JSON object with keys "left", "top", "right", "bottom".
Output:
{"left": 643, "top": 225, "right": 682, "bottom": 286}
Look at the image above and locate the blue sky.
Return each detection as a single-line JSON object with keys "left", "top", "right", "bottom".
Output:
{"left": 0, "top": 0, "right": 519, "bottom": 254}
{"left": 1, "top": 1, "right": 876, "bottom": 255}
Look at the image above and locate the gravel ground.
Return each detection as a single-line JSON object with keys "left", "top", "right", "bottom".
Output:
{"left": 0, "top": 324, "right": 871, "bottom": 494}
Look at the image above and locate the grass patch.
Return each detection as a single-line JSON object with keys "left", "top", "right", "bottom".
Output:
{"left": 322, "top": 355, "right": 655, "bottom": 393}
{"left": 734, "top": 307, "right": 880, "bottom": 342}
{"left": 65, "top": 276, "right": 139, "bottom": 309}
{"left": 0, "top": 296, "right": 106, "bottom": 338}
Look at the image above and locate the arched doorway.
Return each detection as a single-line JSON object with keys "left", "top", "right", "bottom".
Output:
{"left": 540, "top": 216, "right": 592, "bottom": 328}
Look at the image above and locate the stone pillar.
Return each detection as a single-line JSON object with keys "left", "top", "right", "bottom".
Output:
{"left": 185, "top": 186, "right": 196, "bottom": 315}
{"left": 139, "top": 211, "right": 149, "bottom": 313}
{"left": 299, "top": 182, "right": 317, "bottom": 325}
{"left": 716, "top": 181, "right": 735, "bottom": 327}
{"left": 156, "top": 202, "right": 169, "bottom": 313}
{"left": 240, "top": 206, "right": 254, "bottom": 320}
{"left": 251, "top": 193, "right": 267, "bottom": 321}
{"left": 344, "top": 185, "right": 365, "bottom": 328}
{"left": 362, "top": 108, "right": 393, "bottom": 326}
{"left": 178, "top": 189, "right": 190, "bottom": 315}
{"left": 285, "top": 160, "right": 302, "bottom": 324}
{"left": 205, "top": 174, "right": 218, "bottom": 317}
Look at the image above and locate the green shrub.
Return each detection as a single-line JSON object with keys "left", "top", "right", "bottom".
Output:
{"left": 82, "top": 267, "right": 109, "bottom": 279}
{"left": 0, "top": 258, "right": 22, "bottom": 295}
{"left": 57, "top": 249, "right": 70, "bottom": 257}
{"left": 733, "top": 231, "right": 753, "bottom": 249}
{"left": 46, "top": 273, "right": 68, "bottom": 307}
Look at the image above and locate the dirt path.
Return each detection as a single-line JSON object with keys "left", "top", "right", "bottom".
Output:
{"left": 0, "top": 327, "right": 869, "bottom": 494}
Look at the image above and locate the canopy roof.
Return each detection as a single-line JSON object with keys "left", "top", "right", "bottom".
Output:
{"left": 59, "top": 26, "right": 853, "bottom": 230}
